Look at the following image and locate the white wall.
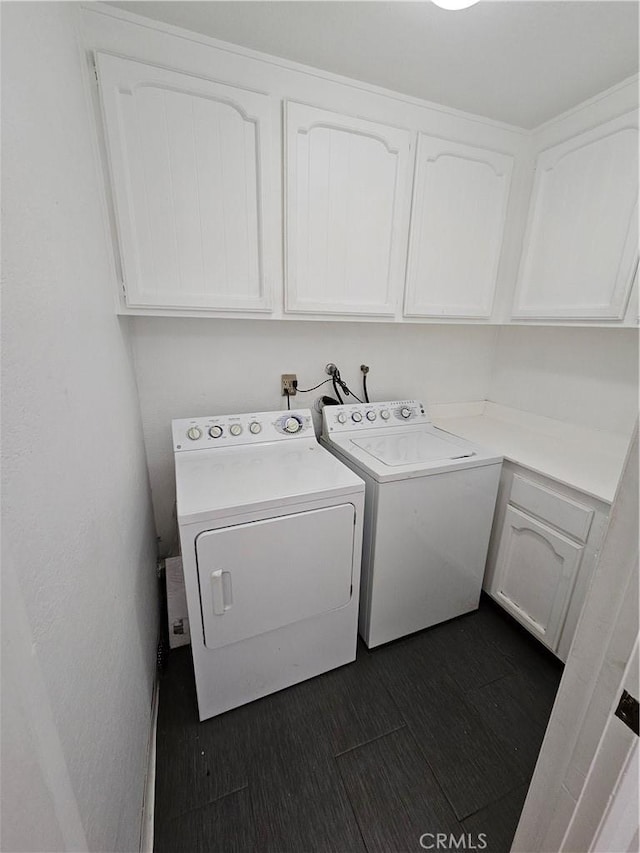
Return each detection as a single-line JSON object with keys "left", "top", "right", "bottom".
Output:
{"left": 130, "top": 318, "right": 497, "bottom": 551}
{"left": 489, "top": 326, "right": 639, "bottom": 435}
{"left": 132, "top": 318, "right": 639, "bottom": 554}
{"left": 1, "top": 4, "right": 158, "bottom": 851}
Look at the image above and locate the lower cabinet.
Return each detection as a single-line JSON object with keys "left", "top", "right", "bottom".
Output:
{"left": 491, "top": 506, "right": 583, "bottom": 652}
{"left": 484, "top": 465, "right": 610, "bottom": 661}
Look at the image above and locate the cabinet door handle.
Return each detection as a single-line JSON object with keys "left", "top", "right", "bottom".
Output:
{"left": 211, "top": 570, "right": 233, "bottom": 615}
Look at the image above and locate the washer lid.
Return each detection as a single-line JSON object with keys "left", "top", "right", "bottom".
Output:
{"left": 352, "top": 430, "right": 475, "bottom": 466}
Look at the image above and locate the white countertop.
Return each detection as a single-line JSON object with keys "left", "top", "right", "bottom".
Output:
{"left": 430, "top": 401, "right": 630, "bottom": 505}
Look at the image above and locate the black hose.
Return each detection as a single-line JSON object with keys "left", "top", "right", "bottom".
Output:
{"left": 363, "top": 373, "right": 370, "bottom": 404}
{"left": 332, "top": 375, "right": 344, "bottom": 404}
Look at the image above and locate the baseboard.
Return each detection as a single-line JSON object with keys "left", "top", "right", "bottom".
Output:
{"left": 140, "top": 678, "right": 159, "bottom": 853}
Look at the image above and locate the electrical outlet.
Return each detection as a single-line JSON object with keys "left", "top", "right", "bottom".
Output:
{"left": 281, "top": 374, "right": 297, "bottom": 396}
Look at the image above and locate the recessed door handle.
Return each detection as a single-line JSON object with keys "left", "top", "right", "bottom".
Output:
{"left": 211, "top": 570, "right": 233, "bottom": 616}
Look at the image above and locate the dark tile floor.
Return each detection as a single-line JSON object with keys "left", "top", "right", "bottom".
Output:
{"left": 154, "top": 596, "right": 563, "bottom": 853}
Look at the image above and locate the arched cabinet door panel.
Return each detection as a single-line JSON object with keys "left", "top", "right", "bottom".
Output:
{"left": 284, "top": 101, "right": 413, "bottom": 316}
{"left": 492, "top": 506, "right": 583, "bottom": 652}
{"left": 513, "top": 111, "right": 639, "bottom": 320}
{"left": 404, "top": 136, "right": 513, "bottom": 319}
{"left": 96, "top": 52, "right": 276, "bottom": 311}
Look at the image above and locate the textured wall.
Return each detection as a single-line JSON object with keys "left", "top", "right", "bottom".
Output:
{"left": 130, "top": 318, "right": 498, "bottom": 552}
{"left": 1, "top": 4, "right": 158, "bottom": 850}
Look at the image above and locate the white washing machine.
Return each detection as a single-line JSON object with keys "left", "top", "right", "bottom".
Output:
{"left": 321, "top": 400, "right": 502, "bottom": 648}
{"left": 173, "top": 408, "right": 364, "bottom": 720}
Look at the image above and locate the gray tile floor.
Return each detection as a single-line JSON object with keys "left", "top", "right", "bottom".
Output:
{"left": 154, "top": 596, "right": 563, "bottom": 853}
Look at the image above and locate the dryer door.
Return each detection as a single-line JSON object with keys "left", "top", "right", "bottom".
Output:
{"left": 196, "top": 504, "right": 355, "bottom": 650}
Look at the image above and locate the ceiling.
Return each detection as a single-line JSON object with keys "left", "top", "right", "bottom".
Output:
{"left": 107, "top": 1, "right": 639, "bottom": 128}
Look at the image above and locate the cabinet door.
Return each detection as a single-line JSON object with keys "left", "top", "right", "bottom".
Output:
{"left": 513, "top": 111, "right": 639, "bottom": 320}
{"left": 404, "top": 136, "right": 513, "bottom": 318}
{"left": 491, "top": 506, "right": 583, "bottom": 652}
{"left": 284, "top": 101, "right": 413, "bottom": 315}
{"left": 96, "top": 53, "right": 275, "bottom": 311}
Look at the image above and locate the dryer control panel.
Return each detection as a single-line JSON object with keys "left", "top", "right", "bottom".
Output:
{"left": 173, "top": 409, "right": 313, "bottom": 451}
{"left": 323, "top": 400, "right": 429, "bottom": 434}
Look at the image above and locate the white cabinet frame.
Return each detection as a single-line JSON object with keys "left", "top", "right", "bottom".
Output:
{"left": 404, "top": 135, "right": 513, "bottom": 319}
{"left": 96, "top": 52, "right": 277, "bottom": 312}
{"left": 484, "top": 462, "right": 610, "bottom": 661}
{"left": 492, "top": 505, "right": 583, "bottom": 652}
{"left": 513, "top": 111, "right": 639, "bottom": 321}
{"left": 284, "top": 101, "right": 414, "bottom": 316}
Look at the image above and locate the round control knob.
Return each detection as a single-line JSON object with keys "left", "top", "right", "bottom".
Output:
{"left": 187, "top": 426, "right": 202, "bottom": 441}
{"left": 337, "top": 413, "right": 347, "bottom": 424}
{"left": 380, "top": 409, "right": 390, "bottom": 420}
{"left": 208, "top": 425, "right": 223, "bottom": 439}
{"left": 366, "top": 410, "right": 376, "bottom": 421}
{"left": 284, "top": 416, "right": 302, "bottom": 433}
{"left": 401, "top": 407, "right": 412, "bottom": 419}
{"left": 352, "top": 411, "right": 363, "bottom": 423}
{"left": 229, "top": 423, "right": 242, "bottom": 437}
{"left": 249, "top": 421, "right": 261, "bottom": 435}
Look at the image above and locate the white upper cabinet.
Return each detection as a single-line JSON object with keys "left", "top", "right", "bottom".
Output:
{"left": 96, "top": 53, "right": 275, "bottom": 311}
{"left": 404, "top": 136, "right": 513, "bottom": 319}
{"left": 88, "top": 11, "right": 636, "bottom": 326}
{"left": 284, "top": 101, "right": 413, "bottom": 316}
{"left": 513, "top": 111, "right": 639, "bottom": 320}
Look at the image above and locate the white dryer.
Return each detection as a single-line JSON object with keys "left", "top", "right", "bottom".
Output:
{"left": 321, "top": 400, "right": 502, "bottom": 648}
{"left": 173, "top": 408, "right": 364, "bottom": 720}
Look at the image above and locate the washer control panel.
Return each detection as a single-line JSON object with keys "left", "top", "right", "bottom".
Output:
{"left": 323, "top": 401, "right": 429, "bottom": 434}
{"left": 173, "top": 409, "right": 313, "bottom": 451}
